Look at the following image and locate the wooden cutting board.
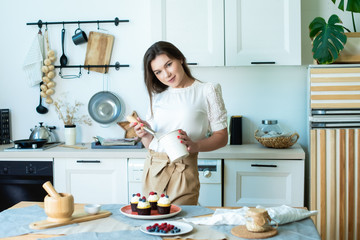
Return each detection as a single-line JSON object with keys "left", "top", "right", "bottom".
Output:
{"left": 84, "top": 31, "right": 114, "bottom": 73}
{"left": 29, "top": 210, "right": 112, "bottom": 230}
{"left": 231, "top": 225, "right": 277, "bottom": 239}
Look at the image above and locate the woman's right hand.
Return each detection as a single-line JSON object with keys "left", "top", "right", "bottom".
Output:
{"left": 131, "top": 118, "right": 153, "bottom": 148}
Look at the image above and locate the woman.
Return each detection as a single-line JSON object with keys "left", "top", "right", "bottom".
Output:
{"left": 133, "top": 41, "right": 228, "bottom": 205}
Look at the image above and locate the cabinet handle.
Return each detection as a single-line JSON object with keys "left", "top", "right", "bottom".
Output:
{"left": 251, "top": 62, "right": 275, "bottom": 64}
{"left": 187, "top": 62, "right": 198, "bottom": 65}
{"left": 251, "top": 164, "right": 277, "bottom": 168}
{"left": 76, "top": 160, "right": 101, "bottom": 163}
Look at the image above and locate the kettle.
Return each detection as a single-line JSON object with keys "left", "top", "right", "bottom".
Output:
{"left": 30, "top": 122, "right": 58, "bottom": 143}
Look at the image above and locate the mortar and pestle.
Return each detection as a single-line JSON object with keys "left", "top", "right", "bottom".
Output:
{"left": 126, "top": 115, "right": 189, "bottom": 162}
{"left": 42, "top": 181, "right": 74, "bottom": 223}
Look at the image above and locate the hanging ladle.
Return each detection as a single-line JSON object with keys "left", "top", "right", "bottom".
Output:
{"left": 36, "top": 83, "right": 48, "bottom": 114}
{"left": 60, "top": 27, "right": 68, "bottom": 66}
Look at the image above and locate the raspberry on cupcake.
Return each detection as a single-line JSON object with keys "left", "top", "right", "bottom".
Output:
{"left": 157, "top": 194, "right": 171, "bottom": 214}
{"left": 148, "top": 192, "right": 159, "bottom": 210}
{"left": 130, "top": 193, "right": 141, "bottom": 212}
{"left": 137, "top": 196, "right": 151, "bottom": 215}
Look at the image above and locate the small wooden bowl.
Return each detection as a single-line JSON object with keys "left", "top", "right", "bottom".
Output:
{"left": 44, "top": 193, "right": 74, "bottom": 223}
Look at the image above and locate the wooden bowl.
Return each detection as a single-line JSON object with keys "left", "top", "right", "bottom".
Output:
{"left": 44, "top": 193, "right": 74, "bottom": 223}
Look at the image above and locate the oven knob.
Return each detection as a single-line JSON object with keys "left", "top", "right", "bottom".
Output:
{"left": 3, "top": 167, "right": 8, "bottom": 174}
{"left": 203, "top": 168, "right": 211, "bottom": 178}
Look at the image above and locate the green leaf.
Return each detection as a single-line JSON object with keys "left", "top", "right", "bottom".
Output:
{"left": 333, "top": 0, "right": 360, "bottom": 12}
{"left": 346, "top": 0, "right": 360, "bottom": 13}
{"left": 309, "top": 14, "right": 347, "bottom": 64}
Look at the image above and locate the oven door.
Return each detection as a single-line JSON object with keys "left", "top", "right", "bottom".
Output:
{"left": 0, "top": 176, "right": 52, "bottom": 211}
{"left": 0, "top": 160, "right": 53, "bottom": 211}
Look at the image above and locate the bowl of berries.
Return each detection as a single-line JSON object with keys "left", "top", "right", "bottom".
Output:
{"left": 140, "top": 221, "right": 193, "bottom": 236}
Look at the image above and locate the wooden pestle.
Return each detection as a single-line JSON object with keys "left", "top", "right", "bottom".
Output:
{"left": 126, "top": 115, "right": 157, "bottom": 137}
{"left": 43, "top": 181, "right": 61, "bottom": 199}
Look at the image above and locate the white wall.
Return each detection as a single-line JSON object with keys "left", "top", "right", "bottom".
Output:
{"left": 0, "top": 2, "right": 357, "bottom": 138}
{"left": 0, "top": 0, "right": 357, "bottom": 205}
{"left": 1, "top": 0, "right": 357, "bottom": 145}
{"left": 1, "top": 0, "right": 356, "bottom": 145}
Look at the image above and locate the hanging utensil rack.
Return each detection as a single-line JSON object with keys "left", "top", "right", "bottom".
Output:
{"left": 26, "top": 18, "right": 129, "bottom": 28}
{"left": 26, "top": 18, "right": 130, "bottom": 72}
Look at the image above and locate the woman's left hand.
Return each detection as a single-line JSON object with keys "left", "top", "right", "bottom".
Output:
{"left": 177, "top": 129, "right": 199, "bottom": 153}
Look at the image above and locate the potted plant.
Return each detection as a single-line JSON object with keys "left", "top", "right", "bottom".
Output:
{"left": 53, "top": 98, "right": 92, "bottom": 145}
{"left": 309, "top": 0, "right": 360, "bottom": 64}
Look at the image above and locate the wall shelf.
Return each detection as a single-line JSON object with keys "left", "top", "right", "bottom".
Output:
{"left": 26, "top": 18, "right": 129, "bottom": 28}
{"left": 26, "top": 18, "right": 130, "bottom": 74}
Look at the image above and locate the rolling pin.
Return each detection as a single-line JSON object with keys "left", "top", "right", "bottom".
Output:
{"left": 43, "top": 181, "right": 61, "bottom": 199}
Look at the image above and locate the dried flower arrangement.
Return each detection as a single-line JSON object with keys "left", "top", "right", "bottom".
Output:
{"left": 53, "top": 98, "right": 92, "bottom": 126}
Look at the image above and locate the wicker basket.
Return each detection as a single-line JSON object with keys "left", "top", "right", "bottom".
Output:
{"left": 254, "top": 130, "right": 299, "bottom": 149}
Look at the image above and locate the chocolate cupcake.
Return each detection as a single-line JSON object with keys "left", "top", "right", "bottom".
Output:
{"left": 157, "top": 194, "right": 171, "bottom": 214}
{"left": 130, "top": 193, "right": 141, "bottom": 212}
{"left": 148, "top": 192, "right": 159, "bottom": 210}
{"left": 137, "top": 196, "right": 151, "bottom": 215}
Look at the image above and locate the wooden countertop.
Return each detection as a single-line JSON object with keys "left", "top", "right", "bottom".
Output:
{"left": 2, "top": 201, "right": 228, "bottom": 240}
{"left": 0, "top": 143, "right": 305, "bottom": 160}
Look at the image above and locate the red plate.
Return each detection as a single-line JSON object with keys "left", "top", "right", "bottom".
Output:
{"left": 119, "top": 205, "right": 181, "bottom": 220}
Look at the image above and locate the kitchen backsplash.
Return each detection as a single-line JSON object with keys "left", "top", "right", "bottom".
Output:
{"left": 0, "top": 0, "right": 352, "bottom": 149}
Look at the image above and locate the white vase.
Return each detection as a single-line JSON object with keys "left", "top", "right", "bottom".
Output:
{"left": 64, "top": 125, "right": 76, "bottom": 145}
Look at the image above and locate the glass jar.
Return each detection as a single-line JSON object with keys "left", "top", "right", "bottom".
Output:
{"left": 245, "top": 208, "right": 272, "bottom": 232}
{"left": 257, "top": 120, "right": 283, "bottom": 137}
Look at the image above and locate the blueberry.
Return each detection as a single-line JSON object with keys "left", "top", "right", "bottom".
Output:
{"left": 171, "top": 230, "right": 175, "bottom": 233}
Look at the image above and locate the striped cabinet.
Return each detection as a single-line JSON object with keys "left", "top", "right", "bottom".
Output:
{"left": 309, "top": 67, "right": 360, "bottom": 109}
{"left": 309, "top": 65, "right": 360, "bottom": 240}
{"left": 310, "top": 129, "right": 360, "bottom": 240}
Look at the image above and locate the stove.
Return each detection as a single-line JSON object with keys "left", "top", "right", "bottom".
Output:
{"left": 4, "top": 142, "right": 63, "bottom": 151}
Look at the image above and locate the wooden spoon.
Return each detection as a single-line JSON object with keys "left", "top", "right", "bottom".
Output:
{"left": 42, "top": 181, "right": 61, "bottom": 199}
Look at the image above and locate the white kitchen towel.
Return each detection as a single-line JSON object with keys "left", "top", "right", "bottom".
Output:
{"left": 183, "top": 205, "right": 318, "bottom": 226}
{"left": 23, "top": 33, "right": 44, "bottom": 87}
{"left": 258, "top": 205, "right": 319, "bottom": 225}
{"left": 183, "top": 207, "right": 249, "bottom": 225}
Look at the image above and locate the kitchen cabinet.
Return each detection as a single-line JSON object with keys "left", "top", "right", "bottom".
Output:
{"left": 225, "top": 0, "right": 301, "bottom": 66}
{"left": 150, "top": 0, "right": 300, "bottom": 66}
{"left": 150, "top": 0, "right": 224, "bottom": 66}
{"left": 54, "top": 158, "right": 128, "bottom": 204}
{"left": 224, "top": 158, "right": 304, "bottom": 207}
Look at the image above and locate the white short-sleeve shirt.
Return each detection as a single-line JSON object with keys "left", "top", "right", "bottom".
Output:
{"left": 146, "top": 80, "right": 227, "bottom": 152}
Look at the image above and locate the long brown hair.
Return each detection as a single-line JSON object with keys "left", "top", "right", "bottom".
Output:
{"left": 143, "top": 41, "right": 195, "bottom": 116}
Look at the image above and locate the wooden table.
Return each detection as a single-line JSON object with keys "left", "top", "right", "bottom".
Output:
{"left": 1, "top": 201, "right": 219, "bottom": 240}
{"left": 2, "top": 202, "right": 317, "bottom": 240}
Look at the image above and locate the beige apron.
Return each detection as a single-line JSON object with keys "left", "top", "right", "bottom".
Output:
{"left": 142, "top": 150, "right": 200, "bottom": 205}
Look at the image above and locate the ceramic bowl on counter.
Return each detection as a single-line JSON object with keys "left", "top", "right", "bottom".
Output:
{"left": 84, "top": 204, "right": 101, "bottom": 215}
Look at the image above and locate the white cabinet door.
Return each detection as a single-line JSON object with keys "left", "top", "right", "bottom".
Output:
{"left": 151, "top": 0, "right": 224, "bottom": 66}
{"left": 224, "top": 159, "right": 304, "bottom": 207}
{"left": 225, "top": 0, "right": 301, "bottom": 66}
{"left": 54, "top": 158, "right": 128, "bottom": 204}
